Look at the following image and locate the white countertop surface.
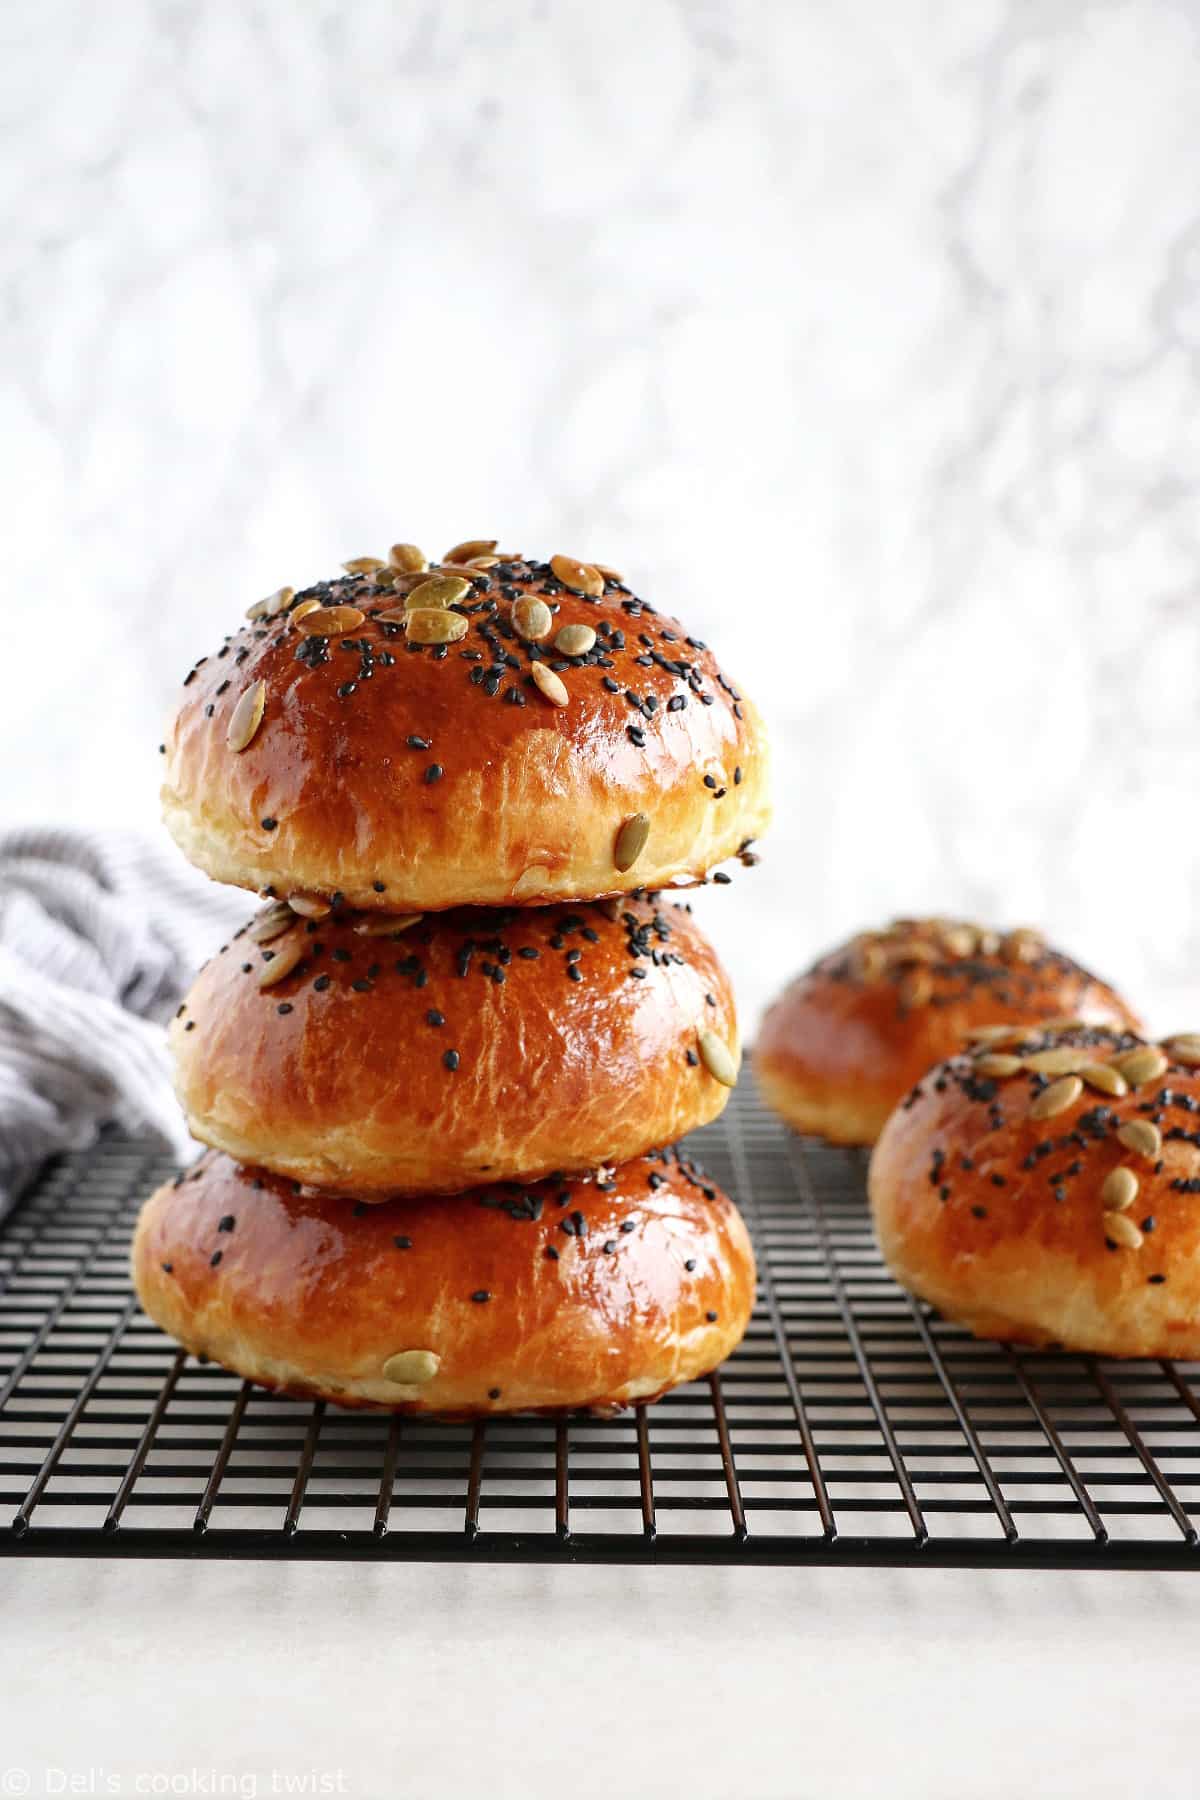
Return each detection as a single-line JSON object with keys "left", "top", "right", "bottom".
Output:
{"left": 4, "top": 1559, "right": 1197, "bottom": 1798}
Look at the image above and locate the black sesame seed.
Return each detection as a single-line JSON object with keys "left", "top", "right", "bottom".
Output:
{"left": 706, "top": 1310, "right": 718, "bottom": 1322}
{"left": 313, "top": 975, "right": 331, "bottom": 992}
{"left": 471, "top": 1289, "right": 491, "bottom": 1303}
{"left": 406, "top": 735, "right": 431, "bottom": 749}
{"left": 218, "top": 1215, "right": 236, "bottom": 1233}
{"left": 261, "top": 817, "right": 277, "bottom": 831}
{"left": 443, "top": 1049, "right": 460, "bottom": 1071}
{"left": 210, "top": 1250, "right": 223, "bottom": 1267}
{"left": 426, "top": 1009, "right": 445, "bottom": 1027}
{"left": 393, "top": 1235, "right": 412, "bottom": 1250}
{"left": 277, "top": 1002, "right": 293, "bottom": 1015}
{"left": 161, "top": 1261, "right": 173, "bottom": 1273}
{"left": 425, "top": 764, "right": 444, "bottom": 784}
{"left": 684, "top": 1258, "right": 697, "bottom": 1271}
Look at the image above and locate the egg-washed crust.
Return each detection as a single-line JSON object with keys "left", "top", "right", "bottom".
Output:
{"left": 132, "top": 1146, "right": 757, "bottom": 1415}
{"left": 161, "top": 547, "right": 769, "bottom": 910}
{"left": 756, "top": 918, "right": 1142, "bottom": 1146}
{"left": 869, "top": 1024, "right": 1200, "bottom": 1356}
{"left": 171, "top": 895, "right": 739, "bottom": 1195}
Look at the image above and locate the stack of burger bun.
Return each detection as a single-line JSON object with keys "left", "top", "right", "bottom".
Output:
{"left": 758, "top": 918, "right": 1200, "bottom": 1358}
{"left": 133, "top": 541, "right": 770, "bottom": 1414}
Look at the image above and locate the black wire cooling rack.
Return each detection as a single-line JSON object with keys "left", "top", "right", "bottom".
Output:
{"left": 4, "top": 1074, "right": 1200, "bottom": 1567}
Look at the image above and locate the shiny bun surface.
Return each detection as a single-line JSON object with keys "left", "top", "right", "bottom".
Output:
{"left": 171, "top": 895, "right": 740, "bottom": 1195}
{"left": 869, "top": 1026, "right": 1200, "bottom": 1356}
{"left": 756, "top": 918, "right": 1142, "bottom": 1147}
{"left": 132, "top": 1148, "right": 756, "bottom": 1414}
{"left": 161, "top": 545, "right": 769, "bottom": 910}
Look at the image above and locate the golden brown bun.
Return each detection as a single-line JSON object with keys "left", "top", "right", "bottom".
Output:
{"left": 132, "top": 1148, "right": 756, "bottom": 1414}
{"left": 756, "top": 919, "right": 1142, "bottom": 1147}
{"left": 869, "top": 1025, "right": 1200, "bottom": 1357}
{"left": 171, "top": 896, "right": 740, "bottom": 1195}
{"left": 161, "top": 548, "right": 769, "bottom": 910}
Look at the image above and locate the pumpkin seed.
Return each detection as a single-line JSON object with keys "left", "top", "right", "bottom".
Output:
{"left": 1024, "top": 1047, "right": 1091, "bottom": 1075}
{"left": 249, "top": 901, "right": 294, "bottom": 944}
{"left": 1101, "top": 1167, "right": 1139, "bottom": 1212}
{"left": 554, "top": 623, "right": 597, "bottom": 657}
{"left": 614, "top": 812, "right": 650, "bottom": 872}
{"left": 531, "top": 663, "right": 569, "bottom": 707}
{"left": 342, "top": 556, "right": 385, "bottom": 574}
{"left": 352, "top": 913, "right": 423, "bottom": 936}
{"left": 443, "top": 539, "right": 498, "bottom": 564}
{"left": 290, "top": 598, "right": 323, "bottom": 624}
{"left": 287, "top": 893, "right": 331, "bottom": 920}
{"left": 1041, "top": 1015, "right": 1087, "bottom": 1032}
{"left": 977, "top": 930, "right": 1002, "bottom": 956}
{"left": 1080, "top": 1062, "right": 1128, "bottom": 1097}
{"left": 1104, "top": 1212, "right": 1143, "bottom": 1250}
{"left": 226, "top": 680, "right": 267, "bottom": 752}
{"left": 388, "top": 543, "right": 427, "bottom": 574}
{"left": 1164, "top": 1033, "right": 1200, "bottom": 1067}
{"left": 405, "top": 608, "right": 469, "bottom": 645}
{"left": 550, "top": 553, "right": 604, "bottom": 597}
{"left": 966, "top": 1024, "right": 1028, "bottom": 1047}
{"left": 407, "top": 574, "right": 472, "bottom": 610}
{"left": 1110, "top": 1046, "right": 1168, "bottom": 1087}
{"left": 855, "top": 944, "right": 885, "bottom": 982}
{"left": 1030, "top": 1075, "right": 1083, "bottom": 1120}
{"left": 512, "top": 596, "right": 553, "bottom": 642}
{"left": 1003, "top": 927, "right": 1044, "bottom": 964}
{"left": 382, "top": 1349, "right": 440, "bottom": 1385}
{"left": 974, "top": 1053, "right": 1024, "bottom": 1078}
{"left": 246, "top": 585, "right": 294, "bottom": 621}
{"left": 256, "top": 932, "right": 305, "bottom": 989}
{"left": 592, "top": 562, "right": 624, "bottom": 583}
{"left": 1117, "top": 1120, "right": 1161, "bottom": 1160}
{"left": 899, "top": 968, "right": 932, "bottom": 1008}
{"left": 698, "top": 1029, "right": 738, "bottom": 1087}
{"left": 891, "top": 940, "right": 940, "bottom": 965}
{"left": 940, "top": 924, "right": 977, "bottom": 957}
{"left": 294, "top": 604, "right": 365, "bottom": 636}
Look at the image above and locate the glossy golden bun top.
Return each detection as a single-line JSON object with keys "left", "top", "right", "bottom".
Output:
{"left": 161, "top": 542, "right": 769, "bottom": 911}
{"left": 756, "top": 916, "right": 1142, "bottom": 1146}
{"left": 869, "top": 1025, "right": 1200, "bottom": 1356}
{"left": 170, "top": 894, "right": 740, "bottom": 1196}
{"left": 132, "top": 1144, "right": 757, "bottom": 1414}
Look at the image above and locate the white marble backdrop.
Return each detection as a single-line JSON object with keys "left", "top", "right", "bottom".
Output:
{"left": 3, "top": 0, "right": 1199, "bottom": 1030}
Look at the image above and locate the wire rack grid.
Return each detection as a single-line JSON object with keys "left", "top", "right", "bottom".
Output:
{"left": 3, "top": 1074, "right": 1200, "bottom": 1566}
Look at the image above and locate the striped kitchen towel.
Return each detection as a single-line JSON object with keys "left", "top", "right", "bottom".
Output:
{"left": 0, "top": 829, "right": 246, "bottom": 1212}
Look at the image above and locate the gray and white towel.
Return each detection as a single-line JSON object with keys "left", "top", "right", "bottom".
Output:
{"left": 0, "top": 829, "right": 247, "bottom": 1212}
